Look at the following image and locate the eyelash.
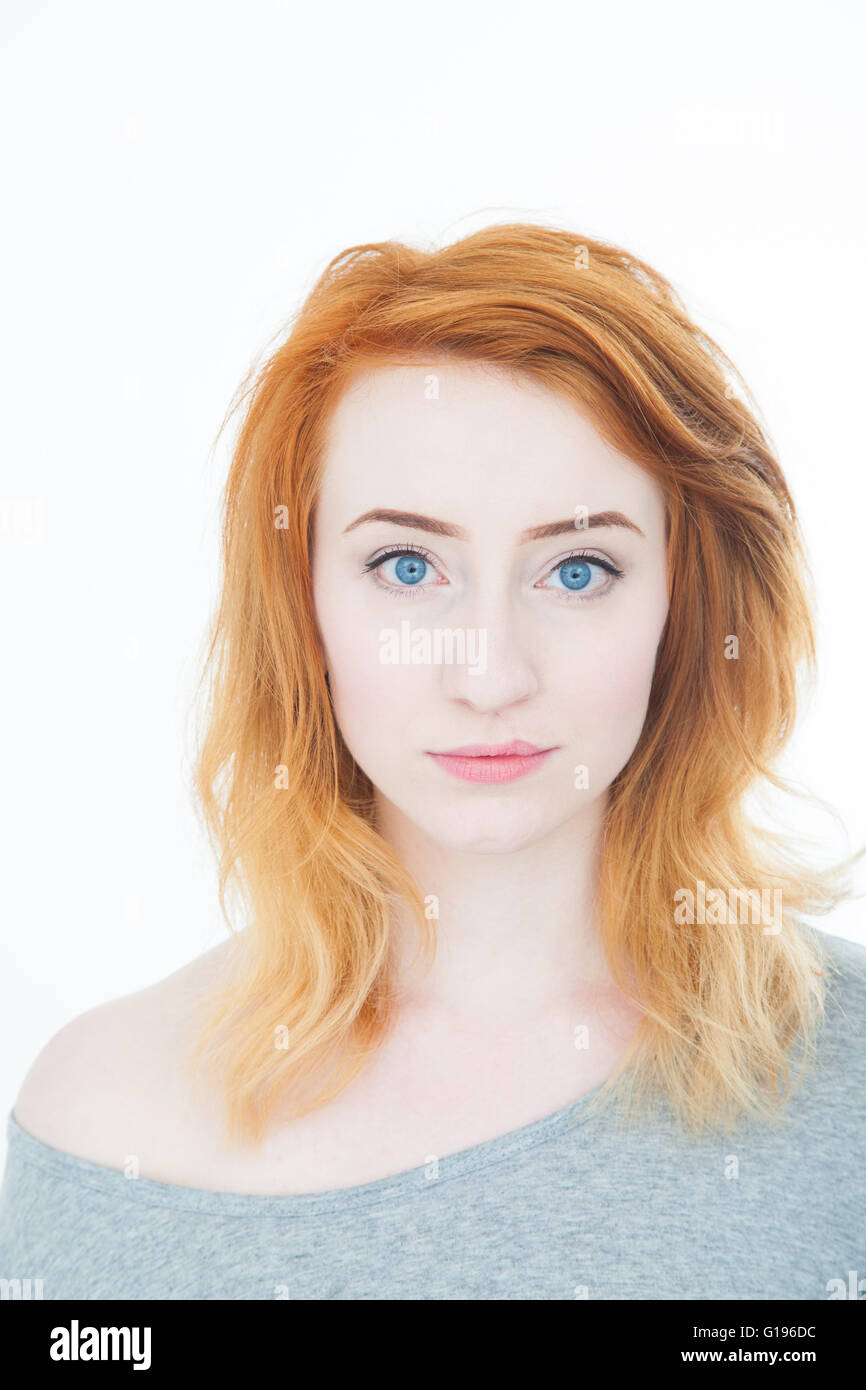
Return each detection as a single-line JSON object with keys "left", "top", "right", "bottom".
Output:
{"left": 362, "top": 543, "right": 625, "bottom": 602}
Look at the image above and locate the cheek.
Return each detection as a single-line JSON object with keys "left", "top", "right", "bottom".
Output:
{"left": 315, "top": 565, "right": 377, "bottom": 686}
{"left": 323, "top": 603, "right": 420, "bottom": 744}
{"left": 314, "top": 563, "right": 432, "bottom": 773}
{"left": 556, "top": 604, "right": 665, "bottom": 748}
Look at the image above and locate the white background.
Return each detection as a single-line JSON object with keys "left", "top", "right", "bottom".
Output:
{"left": 1, "top": 0, "right": 864, "bottom": 1167}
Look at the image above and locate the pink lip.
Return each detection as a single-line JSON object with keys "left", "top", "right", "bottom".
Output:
{"left": 426, "top": 740, "right": 558, "bottom": 784}
{"left": 438, "top": 740, "right": 545, "bottom": 757}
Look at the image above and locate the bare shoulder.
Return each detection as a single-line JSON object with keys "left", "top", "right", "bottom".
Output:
{"left": 13, "top": 935, "right": 240, "bottom": 1170}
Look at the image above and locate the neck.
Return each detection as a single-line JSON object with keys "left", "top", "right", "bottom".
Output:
{"left": 377, "top": 793, "right": 613, "bottom": 1021}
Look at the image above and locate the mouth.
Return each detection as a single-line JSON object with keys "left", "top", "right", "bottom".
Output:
{"left": 425, "top": 740, "right": 558, "bottom": 784}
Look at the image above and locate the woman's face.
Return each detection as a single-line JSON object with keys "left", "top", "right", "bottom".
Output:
{"left": 310, "top": 359, "right": 669, "bottom": 853}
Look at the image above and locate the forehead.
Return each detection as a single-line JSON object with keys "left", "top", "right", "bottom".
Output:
{"left": 317, "top": 358, "right": 664, "bottom": 527}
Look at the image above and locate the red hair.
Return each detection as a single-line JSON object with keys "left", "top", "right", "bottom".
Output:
{"left": 187, "top": 223, "right": 863, "bottom": 1142}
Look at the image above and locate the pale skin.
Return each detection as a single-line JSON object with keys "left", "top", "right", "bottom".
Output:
{"left": 14, "top": 359, "right": 670, "bottom": 1193}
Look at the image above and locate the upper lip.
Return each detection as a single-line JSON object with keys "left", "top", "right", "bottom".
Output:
{"left": 431, "top": 740, "right": 551, "bottom": 757}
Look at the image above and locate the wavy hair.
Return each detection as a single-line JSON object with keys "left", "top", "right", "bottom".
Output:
{"left": 187, "top": 222, "right": 862, "bottom": 1144}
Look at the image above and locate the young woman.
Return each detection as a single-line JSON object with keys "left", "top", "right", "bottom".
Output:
{"left": 1, "top": 223, "right": 864, "bottom": 1301}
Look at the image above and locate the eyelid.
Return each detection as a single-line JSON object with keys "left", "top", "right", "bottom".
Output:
{"left": 363, "top": 541, "right": 623, "bottom": 576}
{"left": 540, "top": 545, "right": 624, "bottom": 577}
{"left": 363, "top": 541, "right": 436, "bottom": 569}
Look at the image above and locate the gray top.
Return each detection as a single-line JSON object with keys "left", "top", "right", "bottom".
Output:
{"left": 1, "top": 928, "right": 864, "bottom": 1301}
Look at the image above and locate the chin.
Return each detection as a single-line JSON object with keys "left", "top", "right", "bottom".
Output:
{"left": 414, "top": 805, "right": 571, "bottom": 855}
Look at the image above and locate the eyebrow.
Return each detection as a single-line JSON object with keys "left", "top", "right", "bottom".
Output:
{"left": 342, "top": 508, "right": 646, "bottom": 542}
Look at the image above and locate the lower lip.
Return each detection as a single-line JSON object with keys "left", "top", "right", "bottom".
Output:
{"left": 426, "top": 749, "right": 556, "bottom": 784}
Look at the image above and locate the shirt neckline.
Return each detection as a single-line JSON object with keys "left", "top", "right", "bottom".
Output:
{"left": 6, "top": 1082, "right": 607, "bottom": 1218}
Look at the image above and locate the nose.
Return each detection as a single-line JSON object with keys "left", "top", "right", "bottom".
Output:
{"left": 437, "top": 589, "right": 539, "bottom": 713}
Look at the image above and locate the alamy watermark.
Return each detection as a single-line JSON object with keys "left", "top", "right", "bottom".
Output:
{"left": 674, "top": 880, "right": 783, "bottom": 935}
{"left": 378, "top": 620, "right": 487, "bottom": 675}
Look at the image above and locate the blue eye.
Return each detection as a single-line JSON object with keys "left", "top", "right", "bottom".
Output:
{"left": 544, "top": 555, "right": 621, "bottom": 597}
{"left": 392, "top": 553, "right": 428, "bottom": 586}
{"left": 363, "top": 545, "right": 624, "bottom": 601}
{"left": 363, "top": 543, "right": 440, "bottom": 598}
